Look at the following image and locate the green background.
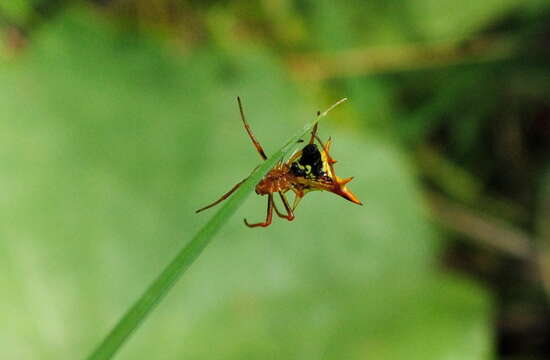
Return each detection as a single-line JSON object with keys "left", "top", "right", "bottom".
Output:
{"left": 2, "top": 1, "right": 549, "bottom": 359}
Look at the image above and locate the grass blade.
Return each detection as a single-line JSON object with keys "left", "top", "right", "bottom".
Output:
{"left": 85, "top": 98, "right": 346, "bottom": 360}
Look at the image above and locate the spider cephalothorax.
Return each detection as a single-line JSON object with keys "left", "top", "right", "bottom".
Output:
{"left": 196, "top": 97, "right": 362, "bottom": 228}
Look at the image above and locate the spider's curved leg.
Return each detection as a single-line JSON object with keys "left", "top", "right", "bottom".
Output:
{"left": 291, "top": 189, "right": 304, "bottom": 212}
{"left": 238, "top": 96, "right": 267, "bottom": 160}
{"left": 196, "top": 177, "right": 247, "bottom": 213}
{"left": 273, "top": 192, "right": 294, "bottom": 221}
{"left": 244, "top": 194, "right": 274, "bottom": 228}
{"left": 308, "top": 122, "right": 319, "bottom": 145}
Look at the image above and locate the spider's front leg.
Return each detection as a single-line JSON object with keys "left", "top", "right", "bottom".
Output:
{"left": 238, "top": 96, "right": 268, "bottom": 160}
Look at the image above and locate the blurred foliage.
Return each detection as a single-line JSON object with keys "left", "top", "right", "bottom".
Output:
{"left": 1, "top": 0, "right": 549, "bottom": 359}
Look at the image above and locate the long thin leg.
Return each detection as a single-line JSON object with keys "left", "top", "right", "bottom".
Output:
{"left": 237, "top": 96, "right": 267, "bottom": 160}
{"left": 291, "top": 190, "right": 304, "bottom": 211}
{"left": 272, "top": 192, "right": 294, "bottom": 220}
{"left": 196, "top": 178, "right": 247, "bottom": 213}
{"left": 272, "top": 198, "right": 286, "bottom": 219}
{"left": 244, "top": 194, "right": 274, "bottom": 227}
{"left": 308, "top": 122, "right": 319, "bottom": 145}
{"left": 276, "top": 192, "right": 295, "bottom": 220}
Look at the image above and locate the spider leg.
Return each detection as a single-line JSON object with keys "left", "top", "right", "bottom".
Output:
{"left": 237, "top": 96, "right": 267, "bottom": 160}
{"left": 195, "top": 178, "right": 247, "bottom": 213}
{"left": 244, "top": 194, "right": 274, "bottom": 228}
{"left": 308, "top": 122, "right": 319, "bottom": 145}
{"left": 272, "top": 198, "right": 287, "bottom": 218}
{"left": 291, "top": 190, "right": 304, "bottom": 211}
{"left": 272, "top": 192, "right": 295, "bottom": 221}
{"left": 278, "top": 192, "right": 295, "bottom": 220}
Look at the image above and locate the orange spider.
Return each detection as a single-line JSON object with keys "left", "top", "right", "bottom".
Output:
{"left": 196, "top": 97, "right": 362, "bottom": 227}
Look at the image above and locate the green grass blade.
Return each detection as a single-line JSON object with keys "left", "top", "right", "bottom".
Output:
{"left": 85, "top": 99, "right": 347, "bottom": 360}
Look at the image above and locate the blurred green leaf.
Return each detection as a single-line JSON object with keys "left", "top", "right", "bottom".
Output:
{"left": 0, "top": 1, "right": 31, "bottom": 23}
{"left": 408, "top": 0, "right": 530, "bottom": 40}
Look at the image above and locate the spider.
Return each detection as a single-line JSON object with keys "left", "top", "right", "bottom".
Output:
{"left": 196, "top": 97, "right": 362, "bottom": 227}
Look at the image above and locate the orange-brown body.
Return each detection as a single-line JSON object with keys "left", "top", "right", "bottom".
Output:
{"left": 255, "top": 165, "right": 295, "bottom": 195}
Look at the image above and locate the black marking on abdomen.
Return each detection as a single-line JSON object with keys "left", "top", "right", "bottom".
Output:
{"left": 290, "top": 143, "right": 325, "bottom": 178}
